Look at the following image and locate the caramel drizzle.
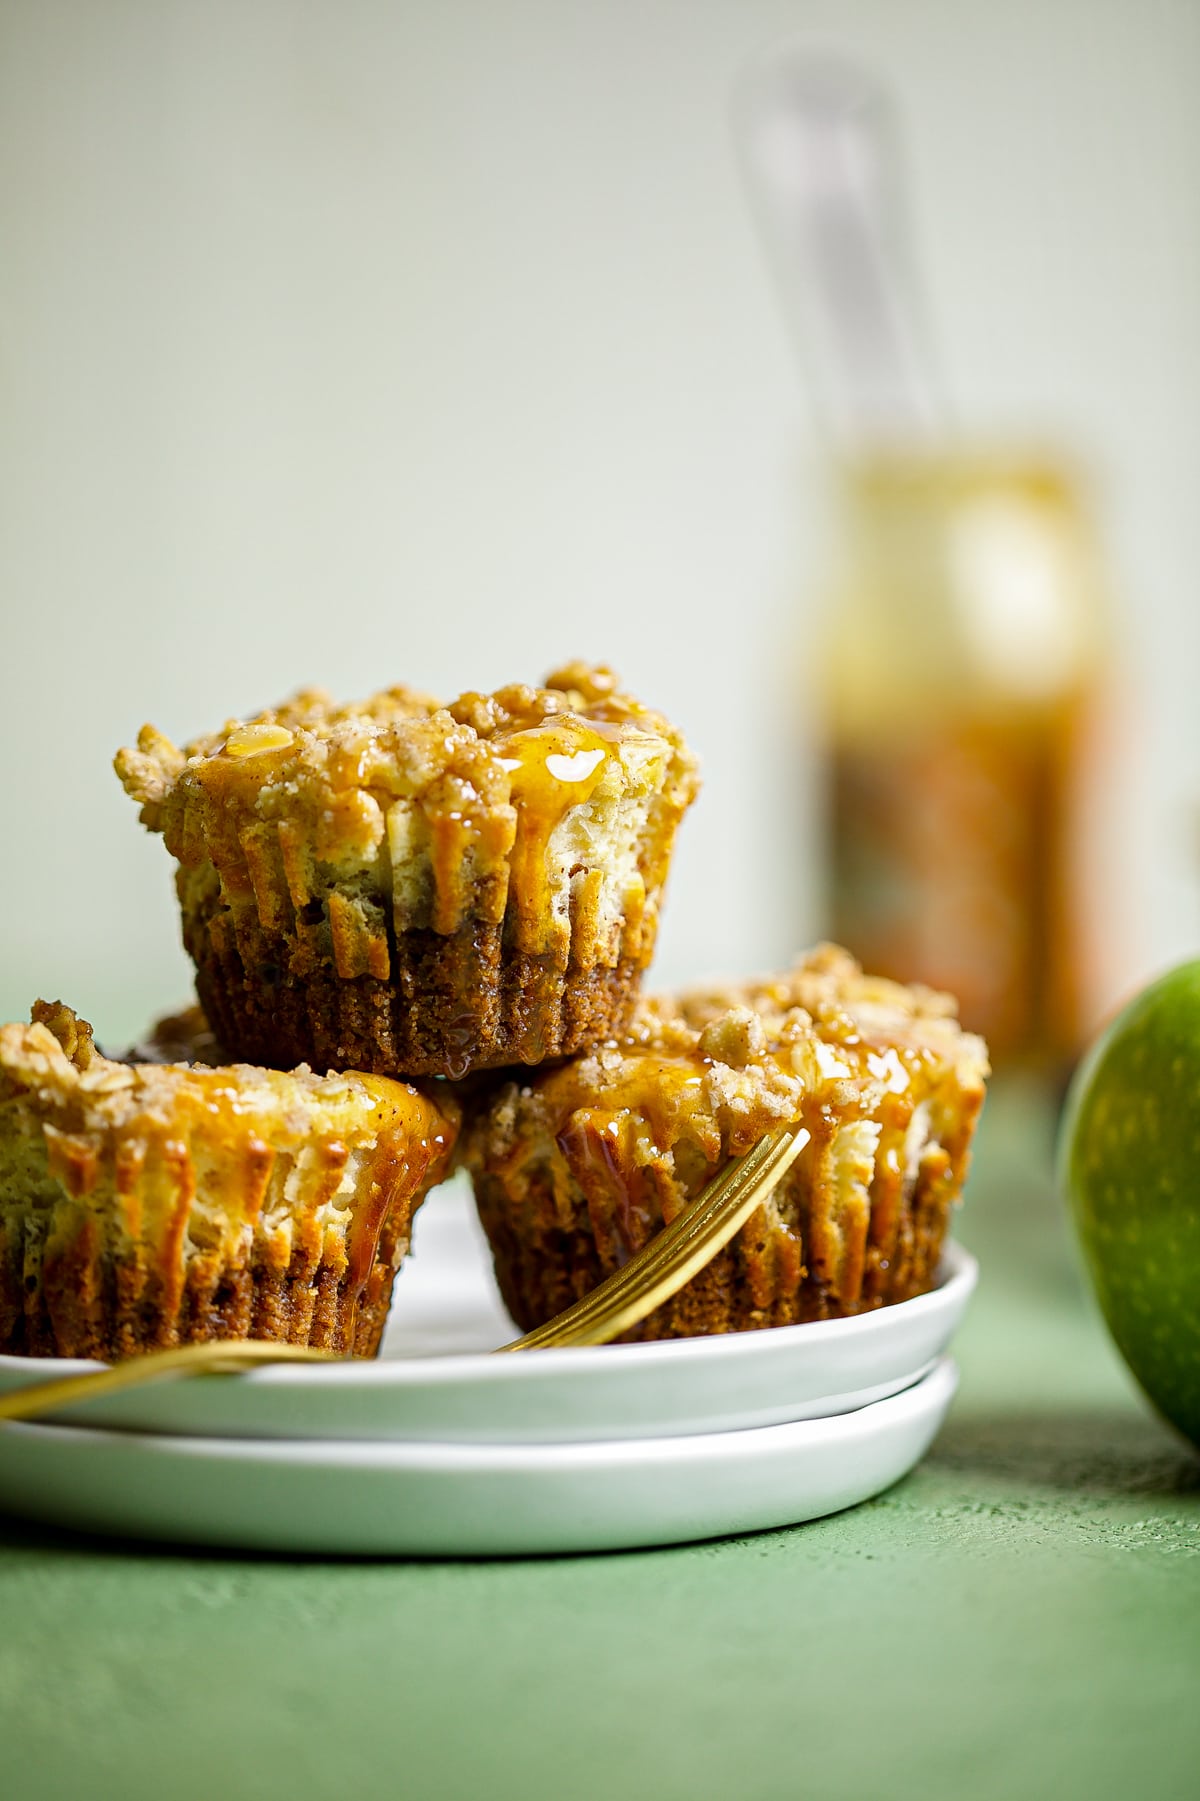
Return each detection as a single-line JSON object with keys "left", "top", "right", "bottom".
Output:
{"left": 190, "top": 708, "right": 631, "bottom": 951}
{"left": 495, "top": 717, "right": 622, "bottom": 952}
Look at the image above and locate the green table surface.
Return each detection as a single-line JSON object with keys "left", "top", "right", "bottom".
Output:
{"left": 2, "top": 1082, "right": 1198, "bottom": 1801}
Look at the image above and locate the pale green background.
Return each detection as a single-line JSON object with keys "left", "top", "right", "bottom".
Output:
{"left": 2, "top": 0, "right": 1199, "bottom": 1043}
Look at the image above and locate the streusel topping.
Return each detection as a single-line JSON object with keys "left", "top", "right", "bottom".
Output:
{"left": 115, "top": 663, "right": 699, "bottom": 953}
{"left": 475, "top": 944, "right": 988, "bottom": 1166}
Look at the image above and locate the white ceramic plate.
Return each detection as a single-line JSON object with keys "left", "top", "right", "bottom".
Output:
{"left": 0, "top": 1183, "right": 976, "bottom": 1444}
{"left": 0, "top": 1359, "right": 958, "bottom": 1555}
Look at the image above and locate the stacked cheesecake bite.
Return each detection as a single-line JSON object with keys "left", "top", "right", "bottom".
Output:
{"left": 114, "top": 662, "right": 697, "bottom": 1079}
{"left": 0, "top": 660, "right": 987, "bottom": 1362}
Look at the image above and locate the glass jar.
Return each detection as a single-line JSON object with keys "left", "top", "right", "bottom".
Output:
{"left": 818, "top": 451, "right": 1119, "bottom": 1068}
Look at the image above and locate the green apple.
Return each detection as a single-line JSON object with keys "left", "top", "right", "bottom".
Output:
{"left": 1060, "top": 960, "right": 1200, "bottom": 1448}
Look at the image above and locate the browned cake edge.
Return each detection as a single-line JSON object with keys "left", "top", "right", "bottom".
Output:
{"left": 188, "top": 893, "right": 645, "bottom": 1079}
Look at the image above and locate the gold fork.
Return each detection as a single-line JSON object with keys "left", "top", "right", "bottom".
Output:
{"left": 496, "top": 1123, "right": 805, "bottom": 1350}
{"left": 0, "top": 1340, "right": 337, "bottom": 1425}
{"left": 0, "top": 1125, "right": 804, "bottom": 1423}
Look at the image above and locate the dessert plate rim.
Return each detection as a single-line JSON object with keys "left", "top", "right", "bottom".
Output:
{"left": 0, "top": 1358, "right": 960, "bottom": 1556}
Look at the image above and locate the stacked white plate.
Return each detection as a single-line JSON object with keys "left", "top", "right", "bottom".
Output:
{"left": 0, "top": 1177, "right": 974, "bottom": 1555}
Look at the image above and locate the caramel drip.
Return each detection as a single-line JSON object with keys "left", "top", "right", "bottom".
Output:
{"left": 529, "top": 1016, "right": 947, "bottom": 1176}
{"left": 190, "top": 739, "right": 297, "bottom": 806}
{"left": 539, "top": 1055, "right": 720, "bottom": 1160}
{"left": 496, "top": 716, "right": 623, "bottom": 952}
{"left": 116, "top": 669, "right": 700, "bottom": 963}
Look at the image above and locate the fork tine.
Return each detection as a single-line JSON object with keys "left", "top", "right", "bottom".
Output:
{"left": 500, "top": 1129, "right": 802, "bottom": 1350}
{"left": 580, "top": 1129, "right": 806, "bottom": 1337}
{"left": 544, "top": 1132, "right": 796, "bottom": 1326}
{"left": 496, "top": 1124, "right": 806, "bottom": 1351}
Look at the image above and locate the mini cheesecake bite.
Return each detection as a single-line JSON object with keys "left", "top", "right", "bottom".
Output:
{"left": 0, "top": 1002, "right": 458, "bottom": 1361}
{"left": 116, "top": 663, "right": 698, "bottom": 1080}
{"left": 461, "top": 945, "right": 988, "bottom": 1340}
